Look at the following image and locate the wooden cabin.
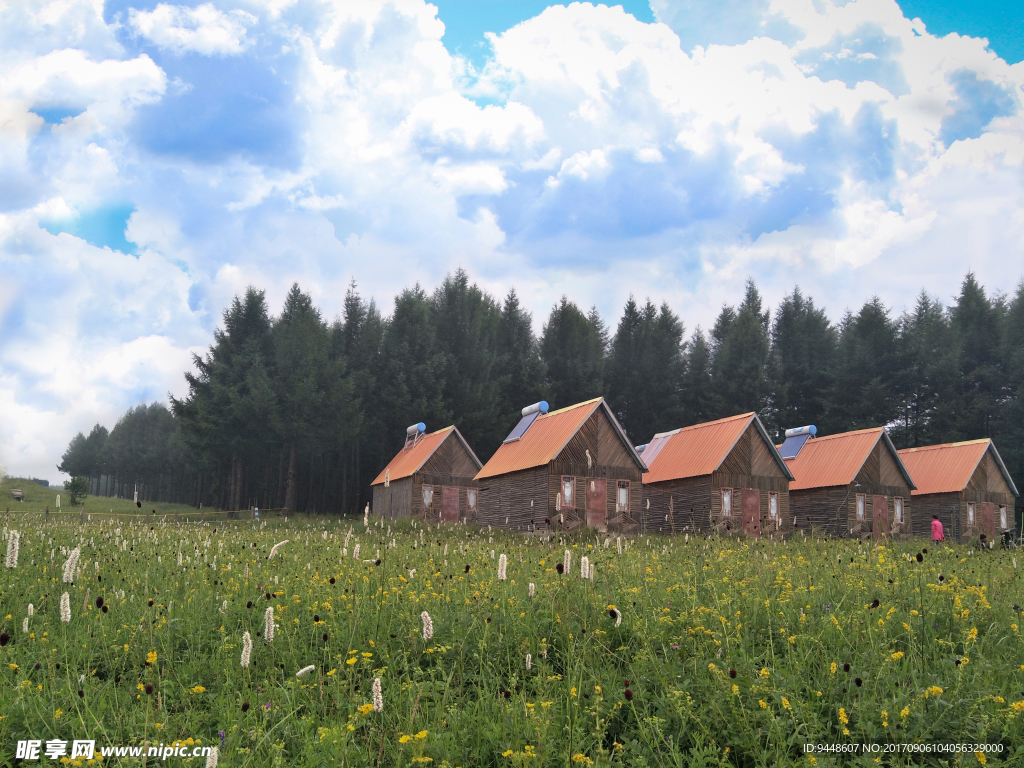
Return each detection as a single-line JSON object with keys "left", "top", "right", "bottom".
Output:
{"left": 474, "top": 398, "right": 647, "bottom": 533}
{"left": 371, "top": 425, "right": 482, "bottom": 522}
{"left": 784, "top": 427, "right": 916, "bottom": 539}
{"left": 639, "top": 413, "right": 794, "bottom": 538}
{"left": 898, "top": 439, "right": 1018, "bottom": 542}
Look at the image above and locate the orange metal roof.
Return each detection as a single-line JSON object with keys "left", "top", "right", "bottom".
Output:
{"left": 371, "top": 426, "right": 460, "bottom": 486}
{"left": 641, "top": 412, "right": 792, "bottom": 483}
{"left": 899, "top": 439, "right": 1018, "bottom": 496}
{"left": 476, "top": 398, "right": 643, "bottom": 480}
{"left": 785, "top": 427, "right": 898, "bottom": 491}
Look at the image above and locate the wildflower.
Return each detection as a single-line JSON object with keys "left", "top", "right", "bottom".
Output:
{"left": 732, "top": 684, "right": 739, "bottom": 695}
{"left": 571, "top": 755, "right": 593, "bottom": 765}
{"left": 609, "top": 608, "right": 621, "bottom": 627}
{"left": 925, "top": 686, "right": 943, "bottom": 697}
{"left": 759, "top": 700, "right": 767, "bottom": 709}
{"left": 59, "top": 592, "right": 71, "bottom": 623}
{"left": 830, "top": 662, "right": 837, "bottom": 674}
{"left": 399, "top": 735, "right": 412, "bottom": 744}
{"left": 563, "top": 549, "right": 571, "bottom": 575}
{"left": 372, "top": 677, "right": 383, "bottom": 712}
{"left": 421, "top": 611, "right": 434, "bottom": 641}
{"left": 5, "top": 529, "right": 19, "bottom": 568}
{"left": 556, "top": 563, "right": 564, "bottom": 574}
{"left": 759, "top": 668, "right": 769, "bottom": 679}
{"left": 205, "top": 746, "right": 219, "bottom": 768}
{"left": 900, "top": 706, "right": 909, "bottom": 718}
{"left": 27, "top": 604, "right": 33, "bottom": 617}
{"left": 624, "top": 689, "right": 633, "bottom": 701}
{"left": 353, "top": 544, "right": 360, "bottom": 560}
{"left": 145, "top": 684, "right": 155, "bottom": 695}
{"left": 146, "top": 650, "right": 157, "bottom": 666}
{"left": 22, "top": 617, "right": 29, "bottom": 634}
{"left": 241, "top": 632, "right": 252, "bottom": 668}
{"left": 891, "top": 651, "right": 904, "bottom": 661}
{"left": 498, "top": 553, "right": 507, "bottom": 581}
{"left": 296, "top": 665, "right": 316, "bottom": 679}
{"left": 267, "top": 540, "right": 289, "bottom": 560}
{"left": 782, "top": 698, "right": 791, "bottom": 710}
{"left": 529, "top": 582, "right": 535, "bottom": 598}
{"left": 838, "top": 707, "right": 848, "bottom": 725}
{"left": 526, "top": 653, "right": 532, "bottom": 671}
{"left": 241, "top": 701, "right": 250, "bottom": 712}
{"left": 264, "top": 606, "right": 275, "bottom": 643}
{"left": 855, "top": 677, "right": 863, "bottom": 687}
{"left": 62, "top": 547, "right": 80, "bottom": 583}
{"left": 843, "top": 662, "right": 850, "bottom": 672}
{"left": 580, "top": 555, "right": 590, "bottom": 579}
{"left": 415, "top": 730, "right": 428, "bottom": 739}
{"left": 192, "top": 685, "right": 206, "bottom": 693}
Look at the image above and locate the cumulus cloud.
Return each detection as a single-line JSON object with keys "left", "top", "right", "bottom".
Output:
{"left": 128, "top": 3, "right": 258, "bottom": 56}
{"left": 1, "top": 0, "right": 1022, "bottom": 478}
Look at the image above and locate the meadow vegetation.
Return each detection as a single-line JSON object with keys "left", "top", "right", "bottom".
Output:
{"left": 0, "top": 513, "right": 1022, "bottom": 767}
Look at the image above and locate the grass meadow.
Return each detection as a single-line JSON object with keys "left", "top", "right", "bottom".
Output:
{"left": 0, "top": 508, "right": 1022, "bottom": 767}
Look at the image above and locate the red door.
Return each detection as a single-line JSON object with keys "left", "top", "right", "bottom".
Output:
{"left": 981, "top": 503, "right": 996, "bottom": 540}
{"left": 872, "top": 496, "right": 889, "bottom": 539}
{"left": 586, "top": 479, "right": 607, "bottom": 530}
{"left": 441, "top": 486, "right": 459, "bottom": 523}
{"left": 742, "top": 489, "right": 760, "bottom": 537}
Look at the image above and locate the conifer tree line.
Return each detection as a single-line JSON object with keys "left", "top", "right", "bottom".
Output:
{"left": 58, "top": 269, "right": 1024, "bottom": 517}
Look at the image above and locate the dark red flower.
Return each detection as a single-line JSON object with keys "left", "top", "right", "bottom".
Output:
{"left": 624, "top": 689, "right": 633, "bottom": 701}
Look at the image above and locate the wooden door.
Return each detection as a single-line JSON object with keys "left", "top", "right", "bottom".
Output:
{"left": 441, "top": 486, "right": 459, "bottom": 523}
{"left": 586, "top": 479, "right": 607, "bottom": 530}
{"left": 741, "top": 489, "right": 760, "bottom": 538}
{"left": 981, "top": 502, "right": 996, "bottom": 540}
{"left": 872, "top": 496, "right": 889, "bottom": 539}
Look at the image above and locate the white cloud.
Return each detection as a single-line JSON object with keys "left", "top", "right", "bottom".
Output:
{"left": 129, "top": 3, "right": 258, "bottom": 56}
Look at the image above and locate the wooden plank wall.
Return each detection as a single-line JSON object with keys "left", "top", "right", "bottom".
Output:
{"left": 850, "top": 441, "right": 914, "bottom": 539}
{"left": 790, "top": 486, "right": 855, "bottom": 538}
{"left": 477, "top": 466, "right": 549, "bottom": 530}
{"left": 911, "top": 492, "right": 963, "bottom": 541}
{"left": 372, "top": 477, "right": 414, "bottom": 519}
{"left": 642, "top": 476, "right": 713, "bottom": 534}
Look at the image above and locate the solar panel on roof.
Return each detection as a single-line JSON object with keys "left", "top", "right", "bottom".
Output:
{"left": 779, "top": 433, "right": 810, "bottom": 459}
{"left": 503, "top": 410, "right": 540, "bottom": 443}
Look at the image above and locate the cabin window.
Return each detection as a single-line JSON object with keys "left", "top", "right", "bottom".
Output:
{"left": 616, "top": 481, "right": 630, "bottom": 513}
{"left": 894, "top": 497, "right": 904, "bottom": 524}
{"left": 561, "top": 476, "right": 575, "bottom": 508}
{"left": 967, "top": 502, "right": 975, "bottom": 526}
{"left": 422, "top": 485, "right": 433, "bottom": 508}
{"left": 467, "top": 488, "right": 478, "bottom": 513}
{"left": 769, "top": 492, "right": 779, "bottom": 520}
{"left": 1000, "top": 505, "right": 1008, "bottom": 529}
{"left": 721, "top": 488, "right": 733, "bottom": 517}
{"left": 856, "top": 494, "right": 866, "bottom": 521}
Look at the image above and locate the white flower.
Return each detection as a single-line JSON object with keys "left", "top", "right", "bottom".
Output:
{"left": 268, "top": 540, "right": 289, "bottom": 560}
{"left": 421, "top": 610, "right": 433, "bottom": 642}
{"left": 580, "top": 556, "right": 590, "bottom": 580}
{"left": 409, "top": 568, "right": 416, "bottom": 579}
{"left": 616, "top": 537, "right": 622, "bottom": 555}
{"left": 220, "top": 600, "right": 227, "bottom": 614}
{"left": 23, "top": 617, "right": 29, "bottom": 633}
{"left": 62, "top": 547, "right": 80, "bottom": 583}
{"left": 244, "top": 563, "right": 249, "bottom": 579}
{"left": 205, "top": 746, "right": 219, "bottom": 768}
{"left": 610, "top": 608, "right": 622, "bottom": 628}
{"left": 372, "top": 677, "right": 383, "bottom": 713}
{"left": 296, "top": 665, "right": 316, "bottom": 679}
{"left": 563, "top": 549, "right": 571, "bottom": 575}
{"left": 5, "top": 529, "right": 19, "bottom": 568}
{"left": 264, "top": 606, "right": 275, "bottom": 643}
{"left": 60, "top": 592, "right": 71, "bottom": 623}
{"left": 528, "top": 582, "right": 535, "bottom": 598}
{"left": 27, "top": 603, "right": 33, "bottom": 617}
{"left": 241, "top": 631, "right": 252, "bottom": 669}
{"left": 498, "top": 553, "right": 507, "bottom": 581}
{"left": 525, "top": 653, "right": 532, "bottom": 671}
{"left": 353, "top": 544, "right": 361, "bottom": 560}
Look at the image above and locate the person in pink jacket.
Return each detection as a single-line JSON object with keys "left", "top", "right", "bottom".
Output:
{"left": 931, "top": 515, "right": 944, "bottom": 541}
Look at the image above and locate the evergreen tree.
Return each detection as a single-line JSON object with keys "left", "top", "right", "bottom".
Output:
{"left": 829, "top": 297, "right": 900, "bottom": 431}
{"left": 540, "top": 297, "right": 606, "bottom": 410}
{"left": 606, "top": 297, "right": 685, "bottom": 443}
{"left": 680, "top": 327, "right": 715, "bottom": 425}
{"left": 711, "top": 280, "right": 771, "bottom": 418}
{"left": 950, "top": 272, "right": 1004, "bottom": 439}
{"left": 1000, "top": 280, "right": 1024, "bottom": 527}
{"left": 768, "top": 287, "right": 836, "bottom": 436}
{"left": 495, "top": 288, "right": 547, "bottom": 424}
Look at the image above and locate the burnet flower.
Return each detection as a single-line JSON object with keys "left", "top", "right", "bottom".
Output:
{"left": 264, "top": 606, "right": 275, "bottom": 643}
{"left": 525, "top": 653, "right": 532, "bottom": 671}
{"left": 5, "top": 529, "right": 19, "bottom": 569}
{"left": 27, "top": 603, "right": 33, "bottom": 617}
{"left": 267, "top": 540, "right": 289, "bottom": 560}
{"left": 372, "top": 677, "right": 383, "bottom": 713}
{"left": 296, "top": 665, "right": 316, "bottom": 679}
{"left": 353, "top": 544, "right": 361, "bottom": 560}
{"left": 580, "top": 556, "right": 590, "bottom": 580}
{"left": 563, "top": 549, "right": 571, "bottom": 575}
{"left": 62, "top": 547, "right": 80, "bottom": 584}
{"left": 60, "top": 592, "right": 71, "bottom": 623}
{"left": 22, "top": 617, "right": 29, "bottom": 633}
{"left": 528, "top": 582, "right": 535, "bottom": 598}
{"left": 421, "top": 610, "right": 434, "bottom": 642}
{"left": 240, "top": 631, "right": 252, "bottom": 669}
{"left": 205, "top": 746, "right": 219, "bottom": 768}
{"left": 497, "top": 553, "right": 507, "bottom": 581}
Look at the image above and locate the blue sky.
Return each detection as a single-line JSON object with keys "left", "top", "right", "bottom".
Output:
{"left": 0, "top": 0, "right": 1022, "bottom": 480}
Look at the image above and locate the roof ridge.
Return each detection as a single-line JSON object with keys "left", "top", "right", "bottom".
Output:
{"left": 666, "top": 412, "right": 754, "bottom": 434}
{"left": 543, "top": 397, "right": 602, "bottom": 418}
{"left": 899, "top": 438, "right": 990, "bottom": 453}
{"left": 809, "top": 426, "right": 883, "bottom": 442}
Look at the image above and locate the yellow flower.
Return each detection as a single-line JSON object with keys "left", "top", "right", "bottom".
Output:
{"left": 782, "top": 698, "right": 791, "bottom": 710}
{"left": 415, "top": 730, "right": 428, "bottom": 739}
{"left": 925, "top": 686, "right": 943, "bottom": 698}
{"left": 891, "top": 652, "right": 904, "bottom": 661}
{"left": 830, "top": 662, "right": 837, "bottom": 674}
{"left": 357, "top": 703, "right": 374, "bottom": 715}
{"left": 759, "top": 668, "right": 769, "bottom": 679}
{"left": 541, "top": 701, "right": 553, "bottom": 708}
{"left": 8, "top": 664, "right": 17, "bottom": 670}
{"left": 759, "top": 700, "right": 768, "bottom": 709}
{"left": 54, "top": 709, "right": 63, "bottom": 719}
{"left": 146, "top": 651, "right": 157, "bottom": 665}
{"left": 808, "top": 756, "right": 817, "bottom": 765}
{"left": 399, "top": 735, "right": 412, "bottom": 744}
{"left": 967, "top": 627, "right": 978, "bottom": 641}
{"left": 732, "top": 685, "right": 739, "bottom": 695}
{"left": 346, "top": 657, "right": 358, "bottom": 666}
{"left": 411, "top": 758, "right": 433, "bottom": 764}
{"left": 191, "top": 685, "right": 206, "bottom": 694}
{"left": 838, "top": 708, "right": 849, "bottom": 725}
{"left": 975, "top": 752, "right": 986, "bottom": 765}
{"left": 1010, "top": 701, "right": 1024, "bottom": 713}
{"left": 900, "top": 707, "right": 910, "bottom": 718}
{"left": 502, "top": 750, "right": 514, "bottom": 758}
{"left": 571, "top": 755, "right": 593, "bottom": 765}
{"left": 960, "top": 657, "right": 970, "bottom": 665}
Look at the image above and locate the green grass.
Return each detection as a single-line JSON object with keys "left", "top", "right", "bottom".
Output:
{"left": 1, "top": 476, "right": 232, "bottom": 523}
{"left": 0, "top": 515, "right": 1022, "bottom": 767}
